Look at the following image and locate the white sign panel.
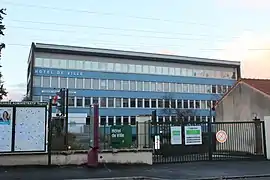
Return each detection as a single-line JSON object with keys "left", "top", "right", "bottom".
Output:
{"left": 0, "top": 107, "right": 13, "bottom": 152}
{"left": 170, "top": 126, "right": 182, "bottom": 145}
{"left": 154, "top": 135, "right": 160, "bottom": 149}
{"left": 185, "top": 126, "right": 202, "bottom": 145}
{"left": 15, "top": 107, "right": 47, "bottom": 152}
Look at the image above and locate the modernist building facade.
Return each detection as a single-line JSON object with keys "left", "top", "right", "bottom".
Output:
{"left": 27, "top": 43, "right": 241, "bottom": 126}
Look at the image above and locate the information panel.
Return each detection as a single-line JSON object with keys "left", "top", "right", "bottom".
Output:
{"left": 0, "top": 107, "right": 13, "bottom": 152}
{"left": 184, "top": 126, "right": 202, "bottom": 145}
{"left": 14, "top": 107, "right": 46, "bottom": 152}
{"left": 170, "top": 126, "right": 182, "bottom": 145}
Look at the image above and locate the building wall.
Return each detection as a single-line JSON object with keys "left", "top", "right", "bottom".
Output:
{"left": 216, "top": 83, "right": 270, "bottom": 121}
{"left": 215, "top": 83, "right": 268, "bottom": 154}
{"left": 27, "top": 51, "right": 238, "bottom": 126}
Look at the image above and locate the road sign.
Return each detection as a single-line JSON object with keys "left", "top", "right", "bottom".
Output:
{"left": 216, "top": 130, "right": 227, "bottom": 143}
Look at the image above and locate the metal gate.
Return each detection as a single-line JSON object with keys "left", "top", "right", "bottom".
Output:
{"left": 152, "top": 121, "right": 266, "bottom": 164}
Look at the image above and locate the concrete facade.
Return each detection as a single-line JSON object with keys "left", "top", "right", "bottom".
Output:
{"left": 215, "top": 82, "right": 268, "bottom": 155}
{"left": 0, "top": 149, "right": 153, "bottom": 166}
{"left": 216, "top": 82, "right": 270, "bottom": 122}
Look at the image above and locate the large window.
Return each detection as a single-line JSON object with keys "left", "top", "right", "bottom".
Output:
{"left": 68, "top": 78, "right": 75, "bottom": 89}
{"left": 51, "top": 77, "right": 58, "bottom": 88}
{"left": 76, "top": 97, "right": 83, "bottom": 107}
{"left": 84, "top": 79, "right": 91, "bottom": 89}
{"left": 60, "top": 77, "right": 67, "bottom": 88}
{"left": 76, "top": 78, "right": 83, "bottom": 89}
{"left": 33, "top": 76, "right": 41, "bottom": 87}
{"left": 43, "top": 76, "right": 50, "bottom": 87}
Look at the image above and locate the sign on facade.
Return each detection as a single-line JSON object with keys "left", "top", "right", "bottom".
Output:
{"left": 184, "top": 126, "right": 202, "bottom": 145}
{"left": 170, "top": 126, "right": 182, "bottom": 145}
{"left": 216, "top": 130, "right": 228, "bottom": 143}
{"left": 110, "top": 125, "right": 132, "bottom": 149}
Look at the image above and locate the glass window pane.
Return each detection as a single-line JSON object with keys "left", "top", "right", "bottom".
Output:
{"left": 76, "top": 78, "right": 83, "bottom": 89}
{"left": 93, "top": 97, "right": 99, "bottom": 104}
{"left": 157, "top": 82, "right": 163, "bottom": 92}
{"left": 35, "top": 58, "right": 43, "bottom": 67}
{"left": 43, "top": 76, "right": 50, "bottom": 87}
{"left": 43, "top": 59, "right": 51, "bottom": 67}
{"left": 123, "top": 98, "right": 129, "bottom": 107}
{"left": 68, "top": 97, "right": 75, "bottom": 106}
{"left": 177, "top": 83, "right": 182, "bottom": 92}
{"left": 85, "top": 79, "right": 91, "bottom": 89}
{"left": 156, "top": 66, "right": 162, "bottom": 74}
{"left": 76, "top": 97, "right": 83, "bottom": 107}
{"left": 144, "top": 99, "right": 150, "bottom": 108}
{"left": 76, "top": 61, "right": 84, "bottom": 70}
{"left": 92, "top": 79, "right": 99, "bottom": 89}
{"left": 84, "top": 61, "right": 92, "bottom": 70}
{"left": 108, "top": 117, "right": 114, "bottom": 125}
{"left": 194, "top": 84, "right": 200, "bottom": 93}
{"left": 107, "top": 63, "right": 114, "bottom": 71}
{"left": 130, "top": 98, "right": 136, "bottom": 107}
{"left": 151, "top": 82, "right": 156, "bottom": 91}
{"left": 33, "top": 76, "right": 41, "bottom": 87}
{"left": 137, "top": 99, "right": 143, "bottom": 107}
{"left": 206, "top": 85, "right": 212, "bottom": 93}
{"left": 149, "top": 66, "right": 155, "bottom": 74}
{"left": 189, "top": 84, "right": 194, "bottom": 93}
{"left": 100, "top": 80, "right": 107, "bottom": 90}
{"left": 130, "top": 81, "right": 136, "bottom": 91}
{"left": 108, "top": 80, "right": 114, "bottom": 90}
{"left": 129, "top": 64, "right": 135, "bottom": 73}
{"left": 115, "top": 98, "right": 121, "bottom": 107}
{"left": 151, "top": 99, "right": 156, "bottom": 108}
{"left": 59, "top": 60, "right": 67, "bottom": 69}
{"left": 51, "top": 59, "right": 59, "bottom": 68}
{"left": 98, "top": 62, "right": 107, "bottom": 71}
{"left": 68, "top": 78, "right": 75, "bottom": 89}
{"left": 143, "top": 65, "right": 149, "bottom": 74}
{"left": 100, "top": 116, "right": 106, "bottom": 125}
{"left": 60, "top": 77, "right": 67, "bottom": 88}
{"left": 51, "top": 77, "right": 58, "bottom": 88}
{"left": 123, "top": 116, "right": 129, "bottom": 125}
{"left": 162, "top": 67, "right": 169, "bottom": 75}
{"left": 115, "top": 63, "right": 121, "bottom": 72}
{"left": 169, "top": 67, "right": 175, "bottom": 76}
{"left": 175, "top": 68, "right": 181, "bottom": 76}
{"left": 137, "top": 81, "right": 143, "bottom": 91}
{"left": 116, "top": 116, "right": 121, "bottom": 125}
{"left": 122, "top": 80, "right": 129, "bottom": 91}
{"left": 108, "top": 98, "right": 114, "bottom": 107}
{"left": 92, "top": 62, "right": 99, "bottom": 71}
{"left": 32, "top": 96, "right": 40, "bottom": 102}
{"left": 164, "top": 83, "right": 169, "bottom": 92}
{"left": 183, "top": 84, "right": 188, "bottom": 93}
{"left": 115, "top": 80, "right": 121, "bottom": 90}
{"left": 144, "top": 82, "right": 150, "bottom": 91}
{"left": 170, "top": 83, "right": 176, "bottom": 92}
{"left": 67, "top": 60, "right": 76, "bottom": 69}
{"left": 100, "top": 97, "right": 107, "bottom": 107}
{"left": 85, "top": 97, "right": 91, "bottom": 107}
{"left": 122, "top": 64, "right": 128, "bottom": 72}
{"left": 135, "top": 65, "right": 142, "bottom": 73}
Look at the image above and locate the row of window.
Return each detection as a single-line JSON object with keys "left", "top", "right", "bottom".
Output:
{"left": 97, "top": 116, "right": 214, "bottom": 125}
{"left": 34, "top": 58, "right": 236, "bottom": 79}
{"left": 34, "top": 96, "right": 217, "bottom": 109}
{"left": 33, "top": 76, "right": 232, "bottom": 94}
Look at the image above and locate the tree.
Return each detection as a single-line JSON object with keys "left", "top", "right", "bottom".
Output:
{"left": 0, "top": 8, "right": 7, "bottom": 101}
{"left": 161, "top": 93, "right": 222, "bottom": 124}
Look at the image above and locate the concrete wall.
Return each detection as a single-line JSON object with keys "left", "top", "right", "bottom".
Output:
{"left": 215, "top": 82, "right": 268, "bottom": 154}
{"left": 0, "top": 149, "right": 153, "bottom": 166}
{"left": 216, "top": 82, "right": 270, "bottom": 121}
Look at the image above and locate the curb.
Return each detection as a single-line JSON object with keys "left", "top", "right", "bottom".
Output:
{"left": 189, "top": 174, "right": 270, "bottom": 179}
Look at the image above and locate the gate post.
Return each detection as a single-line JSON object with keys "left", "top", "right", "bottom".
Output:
{"left": 254, "top": 117, "right": 263, "bottom": 154}
{"left": 208, "top": 114, "right": 213, "bottom": 161}
{"left": 87, "top": 104, "right": 99, "bottom": 167}
{"left": 47, "top": 98, "right": 53, "bottom": 166}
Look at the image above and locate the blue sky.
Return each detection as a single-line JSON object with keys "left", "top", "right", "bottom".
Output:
{"left": 0, "top": 0, "right": 270, "bottom": 100}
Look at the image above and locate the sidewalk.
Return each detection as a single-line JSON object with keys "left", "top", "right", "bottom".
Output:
{"left": 1, "top": 161, "right": 270, "bottom": 180}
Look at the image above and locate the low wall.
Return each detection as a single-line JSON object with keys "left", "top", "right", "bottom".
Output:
{"left": 0, "top": 149, "right": 153, "bottom": 166}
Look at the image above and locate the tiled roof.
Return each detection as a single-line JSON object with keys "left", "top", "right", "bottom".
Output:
{"left": 242, "top": 78, "right": 270, "bottom": 96}
{"left": 215, "top": 78, "right": 270, "bottom": 108}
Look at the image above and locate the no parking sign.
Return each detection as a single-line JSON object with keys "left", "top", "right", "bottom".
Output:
{"left": 216, "top": 130, "right": 228, "bottom": 143}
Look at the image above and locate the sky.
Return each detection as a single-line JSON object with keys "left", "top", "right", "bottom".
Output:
{"left": 0, "top": 0, "right": 270, "bottom": 101}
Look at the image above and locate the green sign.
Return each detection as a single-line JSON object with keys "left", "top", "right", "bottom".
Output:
{"left": 110, "top": 125, "right": 132, "bottom": 149}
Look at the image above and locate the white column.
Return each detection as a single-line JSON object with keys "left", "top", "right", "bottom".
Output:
{"left": 264, "top": 116, "right": 270, "bottom": 160}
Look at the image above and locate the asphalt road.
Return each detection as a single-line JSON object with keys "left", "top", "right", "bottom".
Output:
{"left": 1, "top": 161, "right": 270, "bottom": 180}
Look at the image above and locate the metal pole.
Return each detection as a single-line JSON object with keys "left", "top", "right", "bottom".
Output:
{"left": 208, "top": 106, "right": 213, "bottom": 161}
{"left": 48, "top": 98, "right": 53, "bottom": 166}
{"left": 65, "top": 89, "right": 69, "bottom": 150}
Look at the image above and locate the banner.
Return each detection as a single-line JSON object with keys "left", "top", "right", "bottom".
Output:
{"left": 0, "top": 107, "right": 13, "bottom": 152}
